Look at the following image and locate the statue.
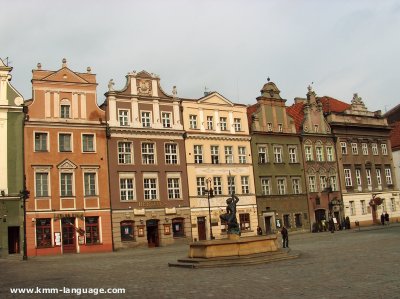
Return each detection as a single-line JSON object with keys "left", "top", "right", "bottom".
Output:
{"left": 108, "top": 79, "right": 115, "bottom": 91}
{"left": 172, "top": 86, "right": 178, "bottom": 98}
{"left": 220, "top": 193, "right": 241, "bottom": 235}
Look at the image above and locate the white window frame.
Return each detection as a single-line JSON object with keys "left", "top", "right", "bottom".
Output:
{"left": 381, "top": 144, "right": 388, "bottom": 155}
{"left": 34, "top": 131, "right": 49, "bottom": 152}
{"left": 220, "top": 117, "right": 227, "bottom": 131}
{"left": 58, "top": 132, "right": 73, "bottom": 152}
{"left": 143, "top": 174, "right": 158, "bottom": 200}
{"left": 326, "top": 146, "right": 334, "bottom": 161}
{"left": 258, "top": 146, "right": 268, "bottom": 163}
{"left": 194, "top": 145, "right": 203, "bottom": 164}
{"left": 119, "top": 174, "right": 135, "bottom": 201}
{"left": 385, "top": 168, "right": 393, "bottom": 185}
{"left": 35, "top": 170, "right": 50, "bottom": 197}
{"left": 189, "top": 114, "right": 198, "bottom": 129}
{"left": 362, "top": 143, "right": 368, "bottom": 155}
{"left": 305, "top": 145, "right": 313, "bottom": 161}
{"left": 82, "top": 133, "right": 96, "bottom": 153}
{"left": 118, "top": 141, "right": 133, "bottom": 164}
{"left": 351, "top": 143, "right": 358, "bottom": 155}
{"left": 167, "top": 173, "right": 182, "bottom": 200}
{"left": 277, "top": 177, "right": 286, "bottom": 195}
{"left": 292, "top": 178, "right": 301, "bottom": 194}
{"left": 330, "top": 176, "right": 338, "bottom": 191}
{"left": 83, "top": 171, "right": 97, "bottom": 197}
{"left": 118, "top": 109, "right": 130, "bottom": 126}
{"left": 141, "top": 142, "right": 156, "bottom": 165}
{"left": 213, "top": 176, "right": 222, "bottom": 195}
{"left": 320, "top": 175, "right": 327, "bottom": 191}
{"left": 165, "top": 143, "right": 178, "bottom": 165}
{"left": 211, "top": 145, "right": 219, "bottom": 164}
{"left": 241, "top": 176, "right": 250, "bottom": 194}
{"left": 161, "top": 112, "right": 172, "bottom": 128}
{"left": 361, "top": 200, "right": 367, "bottom": 215}
{"left": 60, "top": 172, "right": 74, "bottom": 197}
{"left": 372, "top": 143, "right": 378, "bottom": 155}
{"left": 340, "top": 142, "right": 347, "bottom": 155}
{"left": 234, "top": 118, "right": 242, "bottom": 132}
{"left": 350, "top": 201, "right": 356, "bottom": 216}
{"left": 228, "top": 176, "right": 236, "bottom": 194}
{"left": 196, "top": 177, "right": 206, "bottom": 196}
{"left": 238, "top": 146, "right": 246, "bottom": 164}
{"left": 316, "top": 146, "right": 324, "bottom": 162}
{"left": 141, "top": 111, "right": 152, "bottom": 128}
{"left": 273, "top": 146, "right": 283, "bottom": 163}
{"left": 225, "top": 146, "right": 234, "bottom": 164}
{"left": 366, "top": 169, "right": 372, "bottom": 186}
{"left": 267, "top": 123, "right": 272, "bottom": 132}
{"left": 308, "top": 176, "right": 316, "bottom": 192}
{"left": 355, "top": 169, "right": 362, "bottom": 187}
{"left": 376, "top": 168, "right": 382, "bottom": 186}
{"left": 261, "top": 177, "right": 271, "bottom": 195}
{"left": 289, "top": 146, "right": 297, "bottom": 163}
{"left": 344, "top": 169, "right": 352, "bottom": 187}
{"left": 206, "top": 116, "right": 214, "bottom": 130}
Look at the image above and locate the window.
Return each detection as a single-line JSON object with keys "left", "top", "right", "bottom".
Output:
{"left": 60, "top": 104, "right": 70, "bottom": 119}
{"left": 161, "top": 112, "right": 171, "bottom": 128}
{"left": 84, "top": 173, "right": 96, "bottom": 196}
{"left": 278, "top": 124, "right": 283, "bottom": 132}
{"left": 213, "top": 177, "right": 222, "bottom": 195}
{"left": 372, "top": 143, "right": 378, "bottom": 155}
{"left": 239, "top": 213, "right": 250, "bottom": 231}
{"left": 261, "top": 178, "right": 271, "bottom": 195}
{"left": 361, "top": 200, "right": 367, "bottom": 215}
{"left": 36, "top": 218, "right": 52, "bottom": 248}
{"left": 85, "top": 217, "right": 99, "bottom": 245}
{"left": 118, "top": 142, "right": 132, "bottom": 164}
{"left": 292, "top": 178, "right": 301, "bottom": 194}
{"left": 172, "top": 218, "right": 185, "bottom": 238}
{"left": 234, "top": 118, "right": 241, "bottom": 131}
{"left": 330, "top": 176, "right": 337, "bottom": 191}
{"left": 144, "top": 178, "right": 157, "bottom": 200}
{"left": 295, "top": 214, "right": 302, "bottom": 227}
{"left": 385, "top": 168, "right": 393, "bottom": 185}
{"left": 355, "top": 169, "right": 362, "bottom": 187}
{"left": 35, "top": 132, "right": 48, "bottom": 152}
{"left": 35, "top": 173, "right": 49, "bottom": 197}
{"left": 141, "top": 143, "right": 155, "bottom": 164}
{"left": 283, "top": 214, "right": 291, "bottom": 228}
{"left": 289, "top": 147, "right": 297, "bottom": 163}
{"left": 165, "top": 143, "right": 178, "bottom": 164}
{"left": 241, "top": 176, "right": 249, "bottom": 194}
{"left": 277, "top": 178, "right": 286, "bottom": 195}
{"left": 59, "top": 133, "right": 72, "bottom": 152}
{"left": 351, "top": 143, "right": 358, "bottom": 155}
{"left": 189, "top": 115, "right": 197, "bottom": 129}
{"left": 258, "top": 146, "right": 268, "bottom": 163}
{"left": 119, "top": 110, "right": 129, "bottom": 126}
{"left": 376, "top": 168, "right": 382, "bottom": 186}
{"left": 207, "top": 116, "right": 213, "bottom": 130}
{"left": 220, "top": 117, "right": 227, "bottom": 131}
{"left": 141, "top": 111, "right": 151, "bottom": 128}
{"left": 305, "top": 146, "right": 313, "bottom": 161}
{"left": 238, "top": 147, "right": 246, "bottom": 164}
{"left": 60, "top": 173, "right": 73, "bottom": 196}
{"left": 362, "top": 143, "right": 368, "bottom": 155}
{"left": 326, "top": 146, "right": 334, "bottom": 161}
{"left": 167, "top": 178, "right": 181, "bottom": 199}
{"left": 120, "top": 221, "right": 134, "bottom": 241}
{"left": 228, "top": 176, "right": 235, "bottom": 194}
{"left": 196, "top": 177, "right": 206, "bottom": 196}
{"left": 273, "top": 146, "right": 283, "bottom": 163}
{"left": 349, "top": 201, "right": 356, "bottom": 216}
{"left": 267, "top": 123, "right": 272, "bottom": 132}
{"left": 308, "top": 176, "right": 316, "bottom": 192}
{"left": 391, "top": 198, "right": 396, "bottom": 212}
{"left": 194, "top": 145, "right": 203, "bottom": 164}
{"left": 381, "top": 144, "right": 388, "bottom": 155}
{"left": 366, "top": 169, "right": 372, "bottom": 186}
{"left": 120, "top": 178, "right": 134, "bottom": 201}
{"left": 320, "top": 176, "right": 327, "bottom": 191}
{"left": 225, "top": 146, "right": 233, "bottom": 164}
{"left": 211, "top": 146, "right": 219, "bottom": 164}
{"left": 340, "top": 142, "right": 347, "bottom": 155}
{"left": 314, "top": 125, "right": 319, "bottom": 133}
{"left": 82, "top": 134, "right": 95, "bottom": 152}
{"left": 316, "top": 146, "right": 324, "bottom": 161}
{"left": 344, "top": 169, "right": 352, "bottom": 187}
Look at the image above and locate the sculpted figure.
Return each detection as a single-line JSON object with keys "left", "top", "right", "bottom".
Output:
{"left": 220, "top": 193, "right": 240, "bottom": 235}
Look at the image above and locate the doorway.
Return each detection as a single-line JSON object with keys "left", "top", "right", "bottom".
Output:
{"left": 264, "top": 216, "right": 273, "bottom": 234}
{"left": 197, "top": 217, "right": 206, "bottom": 241}
{"left": 315, "top": 209, "right": 326, "bottom": 232}
{"left": 8, "top": 226, "right": 20, "bottom": 254}
{"left": 146, "top": 219, "right": 159, "bottom": 247}
{"left": 62, "top": 218, "right": 77, "bottom": 253}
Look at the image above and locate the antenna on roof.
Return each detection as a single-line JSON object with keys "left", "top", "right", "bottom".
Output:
{"left": 204, "top": 86, "right": 209, "bottom": 97}
{"left": 2, "top": 57, "right": 12, "bottom": 66}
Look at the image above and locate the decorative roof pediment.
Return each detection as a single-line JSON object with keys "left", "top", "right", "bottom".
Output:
{"left": 41, "top": 68, "right": 90, "bottom": 84}
{"left": 260, "top": 81, "right": 282, "bottom": 100}
{"left": 57, "top": 159, "right": 78, "bottom": 169}
{"left": 198, "top": 92, "right": 234, "bottom": 106}
{"left": 136, "top": 70, "right": 154, "bottom": 79}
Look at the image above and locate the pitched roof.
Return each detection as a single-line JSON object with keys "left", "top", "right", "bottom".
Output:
{"left": 390, "top": 121, "right": 400, "bottom": 150}
{"left": 286, "top": 102, "right": 304, "bottom": 132}
{"left": 246, "top": 103, "right": 259, "bottom": 130}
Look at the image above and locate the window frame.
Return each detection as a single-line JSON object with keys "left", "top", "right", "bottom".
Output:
{"left": 34, "top": 132, "right": 49, "bottom": 152}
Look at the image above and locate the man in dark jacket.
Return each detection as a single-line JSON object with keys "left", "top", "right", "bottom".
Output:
{"left": 281, "top": 226, "right": 289, "bottom": 248}
{"left": 384, "top": 212, "right": 389, "bottom": 225}
{"left": 381, "top": 213, "right": 385, "bottom": 225}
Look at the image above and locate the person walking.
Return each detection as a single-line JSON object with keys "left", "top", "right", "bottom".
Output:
{"left": 384, "top": 212, "right": 390, "bottom": 225}
{"left": 257, "top": 226, "right": 262, "bottom": 235}
{"left": 281, "top": 226, "right": 289, "bottom": 248}
{"left": 381, "top": 213, "right": 385, "bottom": 225}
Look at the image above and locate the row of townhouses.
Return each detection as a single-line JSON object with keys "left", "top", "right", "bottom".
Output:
{"left": 1, "top": 58, "right": 399, "bottom": 257}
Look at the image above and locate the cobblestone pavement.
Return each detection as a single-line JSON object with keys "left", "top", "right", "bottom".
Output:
{"left": 1, "top": 224, "right": 399, "bottom": 299}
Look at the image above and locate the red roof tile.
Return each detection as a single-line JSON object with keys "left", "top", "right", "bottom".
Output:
{"left": 286, "top": 102, "right": 304, "bottom": 133}
{"left": 247, "top": 103, "right": 259, "bottom": 130}
{"left": 390, "top": 121, "right": 400, "bottom": 150}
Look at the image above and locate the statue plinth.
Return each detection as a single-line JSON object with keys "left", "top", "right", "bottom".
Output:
{"left": 228, "top": 233, "right": 240, "bottom": 241}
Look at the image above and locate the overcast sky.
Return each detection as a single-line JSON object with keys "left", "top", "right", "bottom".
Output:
{"left": 2, "top": 0, "right": 400, "bottom": 112}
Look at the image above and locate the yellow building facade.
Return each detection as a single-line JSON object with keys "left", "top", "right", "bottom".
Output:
{"left": 182, "top": 92, "right": 258, "bottom": 241}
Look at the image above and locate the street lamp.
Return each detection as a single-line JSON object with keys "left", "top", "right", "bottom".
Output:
{"left": 20, "top": 187, "right": 30, "bottom": 261}
{"left": 206, "top": 177, "right": 215, "bottom": 240}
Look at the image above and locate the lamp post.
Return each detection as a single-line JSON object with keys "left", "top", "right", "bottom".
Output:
{"left": 206, "top": 177, "right": 214, "bottom": 240}
{"left": 20, "top": 187, "right": 30, "bottom": 261}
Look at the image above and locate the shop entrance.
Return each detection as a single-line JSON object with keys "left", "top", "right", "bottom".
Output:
{"left": 146, "top": 219, "right": 159, "bottom": 248}
{"left": 8, "top": 226, "right": 20, "bottom": 254}
{"left": 197, "top": 217, "right": 206, "bottom": 241}
{"left": 315, "top": 209, "right": 327, "bottom": 232}
{"left": 62, "top": 218, "right": 77, "bottom": 253}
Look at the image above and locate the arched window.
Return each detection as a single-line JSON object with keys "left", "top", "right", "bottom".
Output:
{"left": 120, "top": 220, "right": 135, "bottom": 241}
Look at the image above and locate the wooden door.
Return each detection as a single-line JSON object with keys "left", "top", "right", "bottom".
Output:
{"left": 62, "top": 218, "right": 76, "bottom": 253}
{"left": 197, "top": 217, "right": 206, "bottom": 241}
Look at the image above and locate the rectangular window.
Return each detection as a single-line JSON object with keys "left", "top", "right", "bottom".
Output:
{"left": 60, "top": 173, "right": 73, "bottom": 197}
{"left": 267, "top": 123, "right": 272, "bottom": 132}
{"left": 194, "top": 145, "right": 203, "bottom": 164}
{"left": 207, "top": 116, "right": 213, "bottom": 130}
{"left": 330, "top": 176, "right": 338, "bottom": 191}
{"left": 144, "top": 178, "right": 157, "bottom": 200}
{"left": 350, "top": 201, "right": 356, "bottom": 216}
{"left": 261, "top": 178, "right": 271, "bottom": 195}
{"left": 35, "top": 132, "right": 48, "bottom": 151}
{"left": 273, "top": 146, "right": 283, "bottom": 163}
{"left": 228, "top": 176, "right": 235, "bottom": 194}
{"left": 196, "top": 177, "right": 206, "bottom": 196}
{"left": 165, "top": 143, "right": 178, "bottom": 164}
{"left": 283, "top": 214, "right": 291, "bottom": 228}
{"left": 238, "top": 147, "right": 246, "bottom": 164}
{"left": 308, "top": 176, "right": 316, "bottom": 192}
{"left": 320, "top": 176, "right": 327, "bottom": 191}
{"left": 141, "top": 143, "right": 155, "bottom": 164}
{"left": 305, "top": 146, "right": 313, "bottom": 161}
{"left": 234, "top": 118, "right": 241, "bottom": 132}
{"left": 391, "top": 198, "right": 397, "bottom": 212}
{"left": 372, "top": 143, "right": 378, "bottom": 155}
{"left": 361, "top": 200, "right": 367, "bottom": 215}
{"left": 167, "top": 178, "right": 181, "bottom": 199}
{"left": 381, "top": 144, "right": 388, "bottom": 155}
{"left": 119, "top": 110, "right": 129, "bottom": 126}
{"left": 118, "top": 142, "right": 132, "bottom": 164}
{"left": 59, "top": 133, "right": 72, "bottom": 152}
{"left": 344, "top": 169, "right": 352, "bottom": 187}
{"left": 60, "top": 104, "right": 70, "bottom": 118}
{"left": 278, "top": 124, "right": 283, "bottom": 132}
{"left": 351, "top": 143, "right": 358, "bottom": 155}
{"left": 220, "top": 117, "right": 227, "bottom": 131}
{"left": 385, "top": 168, "right": 393, "bottom": 185}
{"left": 362, "top": 143, "right": 368, "bottom": 155}
{"left": 141, "top": 111, "right": 151, "bottom": 128}
{"left": 355, "top": 169, "right": 362, "bottom": 187}
{"left": 314, "top": 125, "right": 319, "bottom": 133}
{"left": 213, "top": 177, "right": 222, "bottom": 195}
{"left": 258, "top": 146, "right": 268, "bottom": 163}
{"left": 85, "top": 217, "right": 99, "bottom": 245}
{"left": 241, "top": 176, "right": 249, "bottom": 194}
{"left": 316, "top": 146, "right": 324, "bottom": 161}
{"left": 36, "top": 218, "right": 52, "bottom": 248}
{"left": 292, "top": 178, "right": 301, "bottom": 194}
{"left": 211, "top": 146, "right": 219, "bottom": 164}
{"left": 277, "top": 178, "right": 286, "bottom": 195}
{"left": 239, "top": 213, "right": 250, "bottom": 231}
{"left": 84, "top": 173, "right": 96, "bottom": 196}
{"left": 366, "top": 169, "right": 372, "bottom": 186}
{"left": 341, "top": 142, "right": 347, "bottom": 155}
{"left": 120, "top": 178, "right": 134, "bottom": 201}
{"left": 161, "top": 112, "right": 171, "bottom": 128}
{"left": 35, "top": 173, "right": 49, "bottom": 197}
{"left": 376, "top": 168, "right": 382, "bottom": 185}
{"left": 295, "top": 213, "right": 302, "bottom": 228}
{"left": 225, "top": 146, "right": 233, "bottom": 164}
{"left": 82, "top": 134, "right": 95, "bottom": 152}
{"left": 289, "top": 147, "right": 297, "bottom": 163}
{"left": 189, "top": 115, "right": 197, "bottom": 129}
{"left": 326, "top": 146, "right": 334, "bottom": 161}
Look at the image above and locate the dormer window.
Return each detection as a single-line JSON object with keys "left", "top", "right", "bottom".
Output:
{"left": 267, "top": 123, "right": 272, "bottom": 132}
{"left": 314, "top": 125, "right": 319, "bottom": 133}
{"left": 278, "top": 124, "right": 283, "bottom": 132}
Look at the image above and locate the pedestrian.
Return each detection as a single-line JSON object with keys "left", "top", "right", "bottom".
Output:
{"left": 329, "top": 217, "right": 335, "bottom": 233}
{"left": 345, "top": 216, "right": 351, "bottom": 229}
{"left": 281, "top": 226, "right": 289, "bottom": 248}
{"left": 384, "top": 212, "right": 389, "bottom": 225}
{"left": 380, "top": 213, "right": 385, "bottom": 225}
{"left": 257, "top": 226, "right": 262, "bottom": 235}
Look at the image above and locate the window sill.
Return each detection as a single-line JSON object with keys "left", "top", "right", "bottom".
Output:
{"left": 85, "top": 243, "right": 103, "bottom": 246}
